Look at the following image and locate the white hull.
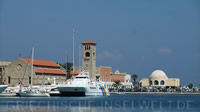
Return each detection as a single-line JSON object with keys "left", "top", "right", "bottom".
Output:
{"left": 58, "top": 86, "right": 110, "bottom": 96}
{"left": 17, "top": 91, "right": 50, "bottom": 97}
{"left": 0, "top": 85, "right": 8, "bottom": 93}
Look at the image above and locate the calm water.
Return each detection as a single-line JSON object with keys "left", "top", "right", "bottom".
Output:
{"left": 0, "top": 94, "right": 200, "bottom": 112}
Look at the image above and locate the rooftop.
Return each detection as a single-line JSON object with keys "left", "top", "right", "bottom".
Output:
{"left": 35, "top": 68, "right": 66, "bottom": 75}
{"left": 22, "top": 58, "right": 60, "bottom": 68}
{"left": 82, "top": 40, "right": 96, "bottom": 45}
{"left": 0, "top": 61, "right": 12, "bottom": 66}
{"left": 70, "top": 71, "right": 79, "bottom": 75}
{"left": 149, "top": 70, "right": 168, "bottom": 79}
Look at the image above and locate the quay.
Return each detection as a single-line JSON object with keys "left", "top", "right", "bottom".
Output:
{"left": 110, "top": 92, "right": 200, "bottom": 95}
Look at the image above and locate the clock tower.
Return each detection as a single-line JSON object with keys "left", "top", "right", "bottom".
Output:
{"left": 82, "top": 40, "right": 96, "bottom": 79}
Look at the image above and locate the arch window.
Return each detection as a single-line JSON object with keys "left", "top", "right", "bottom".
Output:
{"left": 160, "top": 80, "right": 165, "bottom": 85}
{"left": 85, "top": 52, "right": 90, "bottom": 57}
{"left": 154, "top": 80, "right": 159, "bottom": 85}
{"left": 8, "top": 76, "right": 11, "bottom": 84}
{"left": 29, "top": 76, "right": 31, "bottom": 84}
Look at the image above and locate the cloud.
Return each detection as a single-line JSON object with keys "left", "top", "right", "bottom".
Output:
{"left": 158, "top": 48, "right": 173, "bottom": 55}
{"left": 97, "top": 51, "right": 123, "bottom": 61}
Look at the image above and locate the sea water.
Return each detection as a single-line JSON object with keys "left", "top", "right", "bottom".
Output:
{"left": 0, "top": 94, "right": 200, "bottom": 112}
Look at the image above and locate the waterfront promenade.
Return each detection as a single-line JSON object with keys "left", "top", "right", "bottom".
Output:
{"left": 110, "top": 92, "right": 200, "bottom": 95}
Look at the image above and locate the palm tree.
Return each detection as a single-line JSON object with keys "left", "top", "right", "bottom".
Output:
{"left": 132, "top": 74, "right": 139, "bottom": 88}
{"left": 112, "top": 80, "right": 122, "bottom": 89}
{"left": 132, "top": 74, "right": 138, "bottom": 83}
{"left": 188, "top": 83, "right": 193, "bottom": 89}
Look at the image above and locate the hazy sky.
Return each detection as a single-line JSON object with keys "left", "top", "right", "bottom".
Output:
{"left": 0, "top": 0, "right": 200, "bottom": 86}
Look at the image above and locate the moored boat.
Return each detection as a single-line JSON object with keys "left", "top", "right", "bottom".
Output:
{"left": 57, "top": 71, "right": 110, "bottom": 96}
{"left": 17, "top": 90, "right": 50, "bottom": 97}
{"left": 17, "top": 47, "right": 50, "bottom": 97}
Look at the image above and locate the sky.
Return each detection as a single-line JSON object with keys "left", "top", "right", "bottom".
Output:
{"left": 0, "top": 0, "right": 200, "bottom": 86}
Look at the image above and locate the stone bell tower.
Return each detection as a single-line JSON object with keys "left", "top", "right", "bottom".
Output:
{"left": 82, "top": 40, "right": 96, "bottom": 79}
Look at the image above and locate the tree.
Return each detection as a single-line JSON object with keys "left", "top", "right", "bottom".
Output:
{"left": 188, "top": 83, "right": 193, "bottom": 89}
{"left": 112, "top": 80, "right": 122, "bottom": 89}
{"left": 59, "top": 62, "right": 73, "bottom": 79}
{"left": 132, "top": 74, "right": 138, "bottom": 83}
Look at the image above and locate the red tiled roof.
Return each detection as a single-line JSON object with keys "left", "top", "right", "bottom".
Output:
{"left": 70, "top": 71, "right": 79, "bottom": 75}
{"left": 22, "top": 58, "right": 60, "bottom": 67}
{"left": 35, "top": 68, "right": 66, "bottom": 75}
{"left": 82, "top": 40, "right": 96, "bottom": 44}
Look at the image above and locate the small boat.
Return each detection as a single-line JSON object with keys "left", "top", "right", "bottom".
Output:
{"left": 49, "top": 88, "right": 61, "bottom": 96}
{"left": 57, "top": 71, "right": 110, "bottom": 96}
{"left": 17, "top": 90, "right": 50, "bottom": 97}
{"left": 17, "top": 47, "right": 50, "bottom": 97}
{"left": 0, "top": 85, "right": 8, "bottom": 93}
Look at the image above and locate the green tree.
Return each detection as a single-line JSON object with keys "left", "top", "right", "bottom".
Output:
{"left": 188, "top": 83, "right": 193, "bottom": 89}
{"left": 112, "top": 80, "right": 122, "bottom": 89}
{"left": 132, "top": 74, "right": 138, "bottom": 83}
{"left": 59, "top": 62, "right": 73, "bottom": 79}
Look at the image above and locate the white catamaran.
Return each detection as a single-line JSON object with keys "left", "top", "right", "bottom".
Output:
{"left": 17, "top": 47, "right": 50, "bottom": 97}
{"left": 57, "top": 71, "right": 110, "bottom": 96}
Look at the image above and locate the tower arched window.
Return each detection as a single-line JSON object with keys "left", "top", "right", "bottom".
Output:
{"left": 86, "top": 52, "right": 90, "bottom": 57}
{"left": 160, "top": 80, "right": 165, "bottom": 85}
{"left": 154, "top": 80, "right": 159, "bottom": 85}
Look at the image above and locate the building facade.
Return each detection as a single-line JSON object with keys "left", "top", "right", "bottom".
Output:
{"left": 0, "top": 61, "right": 12, "bottom": 84}
{"left": 98, "top": 66, "right": 112, "bottom": 82}
{"left": 139, "top": 70, "right": 180, "bottom": 88}
{"left": 3, "top": 58, "right": 66, "bottom": 86}
{"left": 111, "top": 69, "right": 126, "bottom": 82}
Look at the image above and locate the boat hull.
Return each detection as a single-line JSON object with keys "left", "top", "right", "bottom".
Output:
{"left": 57, "top": 86, "right": 110, "bottom": 96}
{"left": 17, "top": 91, "right": 50, "bottom": 97}
{"left": 0, "top": 85, "right": 8, "bottom": 93}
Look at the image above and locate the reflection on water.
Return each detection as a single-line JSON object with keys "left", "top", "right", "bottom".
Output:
{"left": 0, "top": 94, "right": 200, "bottom": 112}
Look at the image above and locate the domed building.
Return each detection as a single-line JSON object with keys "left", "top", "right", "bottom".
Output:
{"left": 139, "top": 70, "right": 180, "bottom": 88}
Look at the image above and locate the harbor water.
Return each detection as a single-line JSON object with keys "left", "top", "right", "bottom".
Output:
{"left": 0, "top": 94, "right": 200, "bottom": 112}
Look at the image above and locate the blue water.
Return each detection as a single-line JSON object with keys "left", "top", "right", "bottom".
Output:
{"left": 0, "top": 94, "right": 200, "bottom": 112}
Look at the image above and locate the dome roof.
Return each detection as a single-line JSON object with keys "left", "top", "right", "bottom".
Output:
{"left": 149, "top": 70, "right": 168, "bottom": 79}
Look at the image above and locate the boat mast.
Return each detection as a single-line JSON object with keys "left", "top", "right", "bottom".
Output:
{"left": 19, "top": 60, "right": 29, "bottom": 92}
{"left": 30, "top": 47, "right": 34, "bottom": 91}
{"left": 72, "top": 28, "right": 75, "bottom": 72}
{"left": 79, "top": 42, "right": 81, "bottom": 72}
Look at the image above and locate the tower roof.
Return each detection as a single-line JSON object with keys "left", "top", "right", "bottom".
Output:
{"left": 82, "top": 40, "right": 96, "bottom": 45}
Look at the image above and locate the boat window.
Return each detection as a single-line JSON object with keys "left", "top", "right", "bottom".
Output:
{"left": 76, "top": 77, "right": 88, "bottom": 79}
